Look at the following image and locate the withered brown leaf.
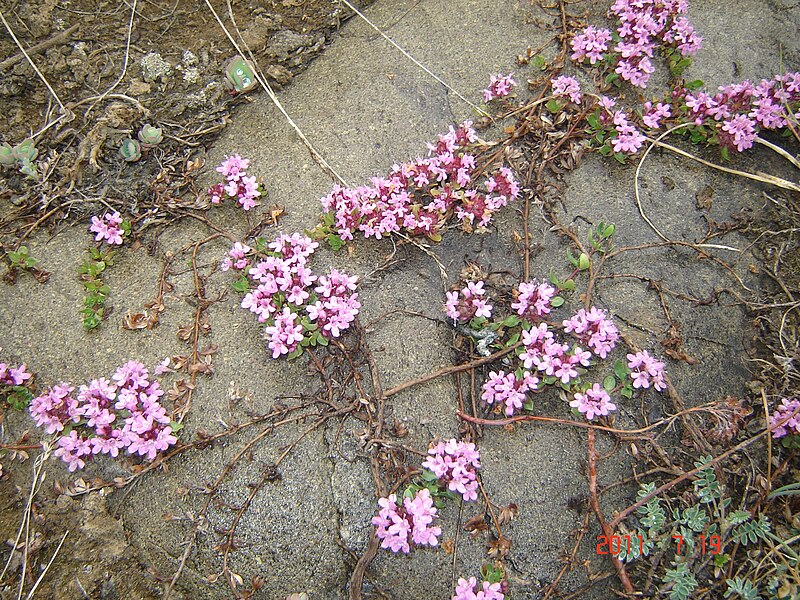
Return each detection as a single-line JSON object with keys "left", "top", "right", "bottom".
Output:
{"left": 122, "top": 311, "right": 151, "bottom": 330}
{"left": 487, "top": 534, "right": 512, "bottom": 559}
{"left": 176, "top": 324, "right": 193, "bottom": 342}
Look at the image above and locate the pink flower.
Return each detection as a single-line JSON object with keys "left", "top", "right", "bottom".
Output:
{"left": 483, "top": 73, "right": 517, "bottom": 102}
{"left": 216, "top": 154, "right": 250, "bottom": 180}
{"left": 29, "top": 384, "right": 80, "bottom": 435}
{"left": 211, "top": 155, "right": 262, "bottom": 210}
{"left": 512, "top": 280, "right": 556, "bottom": 321}
{"left": 551, "top": 76, "right": 582, "bottom": 104}
{"left": 8, "top": 364, "right": 31, "bottom": 385}
{"left": 570, "top": 383, "right": 617, "bottom": 420}
{"left": 770, "top": 398, "right": 800, "bottom": 438}
{"left": 89, "top": 212, "right": 125, "bottom": 246}
{"left": 571, "top": 26, "right": 612, "bottom": 64}
{"left": 563, "top": 307, "right": 619, "bottom": 358}
{"left": 720, "top": 114, "right": 756, "bottom": 152}
{"left": 445, "top": 281, "right": 493, "bottom": 323}
{"left": 642, "top": 102, "right": 672, "bottom": 129}
{"left": 54, "top": 430, "right": 93, "bottom": 472}
{"left": 221, "top": 242, "right": 252, "bottom": 272}
{"left": 320, "top": 121, "right": 512, "bottom": 240}
{"left": 422, "top": 439, "right": 480, "bottom": 501}
{"left": 453, "top": 577, "right": 505, "bottom": 600}
{"left": 481, "top": 370, "right": 538, "bottom": 416}
{"left": 264, "top": 308, "right": 305, "bottom": 358}
{"left": 627, "top": 350, "right": 666, "bottom": 391}
{"left": 373, "top": 489, "right": 441, "bottom": 553}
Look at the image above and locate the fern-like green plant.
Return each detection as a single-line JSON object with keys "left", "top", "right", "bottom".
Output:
{"left": 732, "top": 513, "right": 771, "bottom": 546}
{"left": 693, "top": 455, "right": 724, "bottom": 503}
{"left": 664, "top": 562, "right": 698, "bottom": 600}
{"left": 637, "top": 482, "right": 666, "bottom": 536}
{"left": 725, "top": 577, "right": 760, "bottom": 600}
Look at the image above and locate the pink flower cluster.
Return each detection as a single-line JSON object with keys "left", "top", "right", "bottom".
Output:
{"left": 570, "top": 383, "right": 617, "bottom": 420}
{"left": 511, "top": 279, "right": 556, "bottom": 321}
{"left": 230, "top": 233, "right": 360, "bottom": 358}
{"left": 481, "top": 370, "right": 539, "bottom": 416}
{"left": 89, "top": 211, "right": 125, "bottom": 246}
{"left": 681, "top": 73, "right": 800, "bottom": 152}
{"left": 551, "top": 76, "right": 582, "bottom": 104}
{"left": 0, "top": 361, "right": 32, "bottom": 387}
{"left": 446, "top": 280, "right": 493, "bottom": 323}
{"left": 570, "top": 26, "right": 612, "bottom": 65}
{"left": 208, "top": 154, "right": 262, "bottom": 210}
{"left": 563, "top": 307, "right": 619, "bottom": 358}
{"left": 770, "top": 398, "right": 800, "bottom": 439}
{"left": 642, "top": 101, "right": 672, "bottom": 129}
{"left": 608, "top": 0, "right": 702, "bottom": 88}
{"left": 372, "top": 489, "right": 441, "bottom": 553}
{"left": 610, "top": 110, "right": 647, "bottom": 154}
{"left": 320, "top": 122, "right": 520, "bottom": 240}
{"left": 627, "top": 350, "right": 666, "bottom": 391}
{"left": 421, "top": 439, "right": 481, "bottom": 502}
{"left": 518, "top": 323, "right": 591, "bottom": 386}
{"left": 483, "top": 73, "right": 516, "bottom": 102}
{"left": 453, "top": 577, "right": 505, "bottom": 600}
{"left": 221, "top": 242, "right": 251, "bottom": 271}
{"left": 28, "top": 361, "right": 177, "bottom": 472}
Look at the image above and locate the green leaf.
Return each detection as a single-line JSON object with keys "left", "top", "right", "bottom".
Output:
{"left": 598, "top": 143, "right": 613, "bottom": 156}
{"left": 469, "top": 316, "right": 487, "bottom": 329}
{"left": 286, "top": 346, "right": 304, "bottom": 360}
{"left": 232, "top": 276, "right": 250, "bottom": 293}
{"left": 531, "top": 55, "right": 547, "bottom": 70}
{"left": 603, "top": 375, "right": 616, "bottom": 393}
{"left": 545, "top": 99, "right": 563, "bottom": 113}
{"left": 586, "top": 113, "right": 601, "bottom": 130}
{"left": 621, "top": 385, "right": 634, "bottom": 399}
{"left": 421, "top": 469, "right": 439, "bottom": 482}
{"left": 566, "top": 247, "right": 579, "bottom": 267}
{"left": 685, "top": 79, "right": 704, "bottom": 91}
{"left": 578, "top": 253, "right": 590, "bottom": 271}
{"left": 169, "top": 421, "right": 184, "bottom": 433}
{"left": 561, "top": 279, "right": 575, "bottom": 292}
{"left": 327, "top": 234, "right": 345, "bottom": 252}
{"left": 502, "top": 315, "right": 521, "bottom": 328}
{"left": 613, "top": 358, "right": 628, "bottom": 380}
{"left": 550, "top": 296, "right": 564, "bottom": 308}
{"left": 768, "top": 481, "right": 800, "bottom": 499}
{"left": 6, "top": 387, "right": 33, "bottom": 410}
{"left": 614, "top": 152, "right": 627, "bottom": 164}
{"left": 604, "top": 72, "right": 619, "bottom": 86}
{"left": 720, "top": 146, "right": 730, "bottom": 161}
{"left": 505, "top": 331, "right": 520, "bottom": 347}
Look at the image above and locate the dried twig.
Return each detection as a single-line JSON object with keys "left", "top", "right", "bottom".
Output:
{"left": 0, "top": 23, "right": 80, "bottom": 71}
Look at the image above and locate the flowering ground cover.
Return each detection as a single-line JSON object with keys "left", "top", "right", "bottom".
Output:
{"left": 0, "top": 0, "right": 799, "bottom": 598}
